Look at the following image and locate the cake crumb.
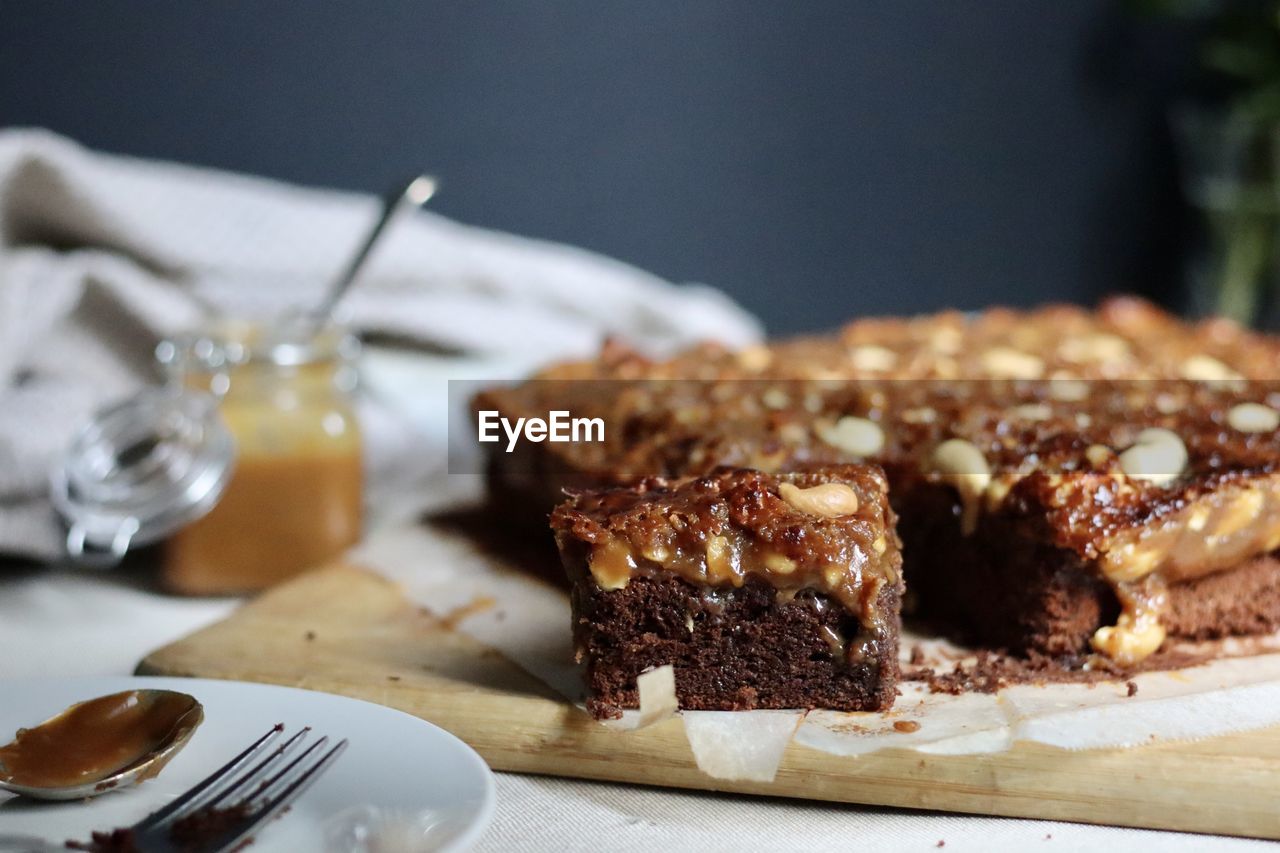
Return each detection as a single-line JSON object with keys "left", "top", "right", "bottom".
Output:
{"left": 387, "top": 675, "right": 401, "bottom": 681}
{"left": 936, "top": 841, "right": 945, "bottom": 848}
{"left": 893, "top": 720, "right": 921, "bottom": 733}
{"left": 1126, "top": 680, "right": 1138, "bottom": 697}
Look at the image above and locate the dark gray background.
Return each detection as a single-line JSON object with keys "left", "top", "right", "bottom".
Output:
{"left": 0, "top": 1, "right": 1195, "bottom": 333}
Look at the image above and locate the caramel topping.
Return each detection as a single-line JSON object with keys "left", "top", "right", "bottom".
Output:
{"left": 1098, "top": 480, "right": 1280, "bottom": 585}
{"left": 553, "top": 466, "right": 902, "bottom": 629}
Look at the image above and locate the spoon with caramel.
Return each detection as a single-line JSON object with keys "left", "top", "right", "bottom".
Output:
{"left": 0, "top": 689, "right": 203, "bottom": 800}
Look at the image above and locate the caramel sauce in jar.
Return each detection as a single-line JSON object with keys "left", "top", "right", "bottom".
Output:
{"left": 159, "top": 322, "right": 363, "bottom": 595}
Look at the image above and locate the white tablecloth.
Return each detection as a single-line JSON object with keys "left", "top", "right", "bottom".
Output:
{"left": 0, "top": 352, "right": 1271, "bottom": 853}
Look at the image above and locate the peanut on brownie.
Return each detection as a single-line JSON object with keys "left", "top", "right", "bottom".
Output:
{"left": 550, "top": 465, "right": 903, "bottom": 718}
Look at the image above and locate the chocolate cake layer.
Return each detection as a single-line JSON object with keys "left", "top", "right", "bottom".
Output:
{"left": 572, "top": 575, "right": 899, "bottom": 718}
{"left": 1163, "top": 553, "right": 1280, "bottom": 640}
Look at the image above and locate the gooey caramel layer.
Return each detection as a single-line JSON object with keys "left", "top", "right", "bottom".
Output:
{"left": 552, "top": 466, "right": 903, "bottom": 636}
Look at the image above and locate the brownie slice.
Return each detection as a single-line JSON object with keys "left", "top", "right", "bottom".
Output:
{"left": 551, "top": 465, "right": 903, "bottom": 718}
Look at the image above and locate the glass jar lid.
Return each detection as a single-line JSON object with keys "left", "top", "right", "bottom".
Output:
{"left": 155, "top": 316, "right": 361, "bottom": 373}
{"left": 50, "top": 388, "right": 236, "bottom": 564}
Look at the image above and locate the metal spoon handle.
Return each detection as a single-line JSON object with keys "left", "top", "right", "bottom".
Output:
{"left": 310, "top": 174, "right": 438, "bottom": 327}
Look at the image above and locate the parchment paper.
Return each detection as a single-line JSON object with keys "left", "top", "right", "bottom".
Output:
{"left": 352, "top": 483, "right": 1280, "bottom": 783}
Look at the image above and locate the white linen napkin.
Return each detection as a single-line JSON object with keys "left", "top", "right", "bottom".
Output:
{"left": 0, "top": 128, "right": 761, "bottom": 560}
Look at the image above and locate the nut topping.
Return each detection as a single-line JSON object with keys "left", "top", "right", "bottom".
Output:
{"left": 589, "top": 539, "right": 636, "bottom": 590}
{"left": 705, "top": 535, "right": 741, "bottom": 585}
{"left": 1010, "top": 403, "right": 1052, "bottom": 422}
{"left": 929, "top": 325, "right": 963, "bottom": 354}
{"left": 762, "top": 551, "right": 798, "bottom": 574}
{"left": 848, "top": 345, "right": 897, "bottom": 372}
{"left": 1058, "top": 333, "right": 1131, "bottom": 364}
{"left": 1084, "top": 443, "right": 1112, "bottom": 467}
{"left": 1180, "top": 354, "right": 1243, "bottom": 383}
{"left": 777, "top": 482, "right": 860, "bottom": 517}
{"left": 819, "top": 416, "right": 886, "bottom": 458}
{"left": 901, "top": 406, "right": 937, "bottom": 424}
{"left": 1227, "top": 402, "right": 1280, "bottom": 433}
{"left": 1117, "top": 428, "right": 1187, "bottom": 487}
{"left": 777, "top": 422, "right": 809, "bottom": 445}
{"left": 736, "top": 345, "right": 772, "bottom": 372}
{"left": 1049, "top": 378, "right": 1089, "bottom": 402}
{"left": 980, "top": 347, "right": 1044, "bottom": 379}
{"left": 761, "top": 388, "right": 790, "bottom": 410}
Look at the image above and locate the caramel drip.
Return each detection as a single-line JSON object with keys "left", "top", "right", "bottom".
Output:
{"left": 1090, "top": 575, "right": 1169, "bottom": 665}
{"left": 1089, "top": 481, "right": 1280, "bottom": 664}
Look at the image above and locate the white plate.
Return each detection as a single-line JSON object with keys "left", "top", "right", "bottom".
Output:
{"left": 0, "top": 677, "right": 495, "bottom": 851}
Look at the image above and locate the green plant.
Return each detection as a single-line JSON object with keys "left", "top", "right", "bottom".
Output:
{"left": 1138, "top": 0, "right": 1280, "bottom": 324}
{"left": 1136, "top": 1, "right": 1280, "bottom": 113}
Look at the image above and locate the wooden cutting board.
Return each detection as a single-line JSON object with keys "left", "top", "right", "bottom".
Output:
{"left": 139, "top": 562, "right": 1280, "bottom": 840}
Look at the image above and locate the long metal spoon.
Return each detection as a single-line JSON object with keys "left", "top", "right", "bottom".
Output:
{"left": 0, "top": 689, "right": 204, "bottom": 801}
{"left": 308, "top": 173, "right": 439, "bottom": 331}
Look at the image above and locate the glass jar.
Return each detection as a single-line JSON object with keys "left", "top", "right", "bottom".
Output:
{"left": 156, "top": 319, "right": 364, "bottom": 594}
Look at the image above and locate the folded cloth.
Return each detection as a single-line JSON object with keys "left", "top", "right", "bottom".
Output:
{"left": 0, "top": 128, "right": 761, "bottom": 561}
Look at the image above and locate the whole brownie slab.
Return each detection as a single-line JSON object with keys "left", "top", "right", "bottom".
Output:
{"left": 483, "top": 297, "right": 1280, "bottom": 668}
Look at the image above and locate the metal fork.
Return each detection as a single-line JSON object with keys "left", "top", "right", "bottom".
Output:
{"left": 32, "top": 726, "right": 348, "bottom": 853}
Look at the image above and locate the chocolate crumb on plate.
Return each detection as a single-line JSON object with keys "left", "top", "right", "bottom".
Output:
{"left": 65, "top": 828, "right": 139, "bottom": 852}
{"left": 169, "top": 801, "right": 253, "bottom": 847}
